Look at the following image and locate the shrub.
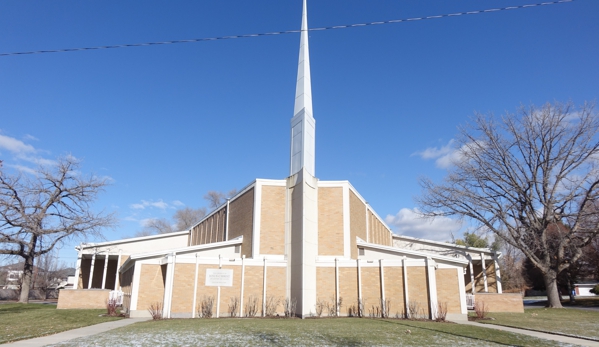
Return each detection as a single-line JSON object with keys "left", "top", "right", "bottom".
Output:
{"left": 106, "top": 298, "right": 119, "bottom": 317}
{"left": 435, "top": 302, "right": 448, "bottom": 322}
{"left": 148, "top": 302, "right": 163, "bottom": 320}
{"left": 228, "top": 297, "right": 239, "bottom": 318}
{"left": 264, "top": 296, "right": 281, "bottom": 317}
{"left": 315, "top": 298, "right": 326, "bottom": 317}
{"left": 590, "top": 284, "right": 599, "bottom": 295}
{"left": 474, "top": 300, "right": 488, "bottom": 319}
{"left": 198, "top": 296, "right": 214, "bottom": 318}
{"left": 245, "top": 296, "right": 259, "bottom": 317}
{"left": 407, "top": 301, "right": 421, "bottom": 319}
{"left": 284, "top": 297, "right": 297, "bottom": 318}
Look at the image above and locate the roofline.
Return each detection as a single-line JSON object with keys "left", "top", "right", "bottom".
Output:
{"left": 392, "top": 234, "right": 496, "bottom": 255}
{"left": 357, "top": 239, "right": 469, "bottom": 266}
{"left": 119, "top": 236, "right": 244, "bottom": 273}
{"left": 76, "top": 230, "right": 189, "bottom": 250}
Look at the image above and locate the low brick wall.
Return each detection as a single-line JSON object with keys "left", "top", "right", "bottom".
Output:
{"left": 57, "top": 289, "right": 110, "bottom": 309}
{"left": 475, "top": 293, "right": 523, "bottom": 313}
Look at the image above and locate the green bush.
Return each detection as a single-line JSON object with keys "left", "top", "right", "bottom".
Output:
{"left": 591, "top": 284, "right": 599, "bottom": 295}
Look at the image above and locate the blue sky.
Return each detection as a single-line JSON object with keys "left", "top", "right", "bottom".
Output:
{"left": 1, "top": 0, "right": 598, "bottom": 265}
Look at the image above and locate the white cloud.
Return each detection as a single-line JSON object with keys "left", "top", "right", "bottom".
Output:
{"left": 414, "top": 139, "right": 484, "bottom": 169}
{"left": 385, "top": 208, "right": 462, "bottom": 242}
{"left": 0, "top": 134, "right": 35, "bottom": 155}
{"left": 414, "top": 139, "right": 454, "bottom": 160}
{"left": 6, "top": 164, "right": 38, "bottom": 175}
{"left": 130, "top": 199, "right": 170, "bottom": 210}
{"left": 172, "top": 200, "right": 185, "bottom": 207}
{"left": 23, "top": 134, "right": 39, "bottom": 141}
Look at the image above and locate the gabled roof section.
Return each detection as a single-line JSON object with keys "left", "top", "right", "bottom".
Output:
{"left": 392, "top": 234, "right": 498, "bottom": 256}
{"left": 357, "top": 238, "right": 469, "bottom": 266}
{"left": 76, "top": 230, "right": 189, "bottom": 250}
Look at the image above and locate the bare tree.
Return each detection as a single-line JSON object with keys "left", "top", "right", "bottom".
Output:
{"left": 173, "top": 207, "right": 206, "bottom": 230}
{"left": 203, "top": 189, "right": 237, "bottom": 209}
{"left": 418, "top": 102, "right": 599, "bottom": 308}
{"left": 0, "top": 156, "right": 115, "bottom": 303}
{"left": 139, "top": 218, "right": 173, "bottom": 235}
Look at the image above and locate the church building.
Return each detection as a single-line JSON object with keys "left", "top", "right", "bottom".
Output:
{"left": 57, "top": 0, "right": 522, "bottom": 319}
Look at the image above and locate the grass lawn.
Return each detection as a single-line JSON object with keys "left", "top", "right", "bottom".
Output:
{"left": 0, "top": 303, "right": 123, "bottom": 344}
{"left": 563, "top": 296, "right": 599, "bottom": 308}
{"left": 478, "top": 308, "right": 599, "bottom": 341}
{"left": 49, "top": 318, "right": 574, "bottom": 347}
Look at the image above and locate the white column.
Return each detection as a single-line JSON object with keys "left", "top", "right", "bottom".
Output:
{"left": 262, "top": 257, "right": 267, "bottom": 317}
{"left": 101, "top": 254, "right": 109, "bottom": 289}
{"left": 494, "top": 252, "right": 502, "bottom": 294}
{"left": 74, "top": 249, "right": 82, "bottom": 289}
{"left": 426, "top": 257, "right": 438, "bottom": 320}
{"left": 480, "top": 253, "right": 488, "bottom": 293}
{"left": 379, "top": 259, "right": 386, "bottom": 316}
{"left": 88, "top": 253, "right": 96, "bottom": 289}
{"left": 468, "top": 258, "right": 476, "bottom": 294}
{"left": 240, "top": 255, "right": 246, "bottom": 317}
{"left": 216, "top": 255, "right": 222, "bottom": 318}
{"left": 192, "top": 253, "right": 200, "bottom": 318}
{"left": 115, "top": 250, "right": 122, "bottom": 290}
{"left": 402, "top": 257, "right": 409, "bottom": 318}
{"left": 335, "top": 258, "right": 339, "bottom": 316}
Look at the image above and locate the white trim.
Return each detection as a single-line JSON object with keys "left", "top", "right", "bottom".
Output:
{"left": 494, "top": 253, "right": 502, "bottom": 294}
{"left": 481, "top": 253, "right": 488, "bottom": 293}
{"left": 216, "top": 255, "right": 222, "bottom": 318}
{"left": 379, "top": 259, "right": 385, "bottom": 315}
{"left": 426, "top": 257, "right": 438, "bottom": 320}
{"left": 392, "top": 234, "right": 498, "bottom": 256}
{"left": 357, "top": 259, "right": 362, "bottom": 308}
{"left": 262, "top": 257, "right": 267, "bottom": 317}
{"left": 115, "top": 250, "right": 122, "bottom": 290}
{"left": 335, "top": 258, "right": 340, "bottom": 316}
{"left": 192, "top": 253, "right": 199, "bottom": 318}
{"left": 357, "top": 239, "right": 469, "bottom": 266}
{"left": 468, "top": 257, "right": 476, "bottom": 294}
{"left": 74, "top": 250, "right": 82, "bottom": 289}
{"left": 402, "top": 257, "right": 409, "bottom": 318}
{"left": 79, "top": 231, "right": 189, "bottom": 250}
{"left": 88, "top": 253, "right": 96, "bottom": 289}
{"left": 130, "top": 261, "right": 142, "bottom": 311}
{"left": 240, "top": 255, "right": 246, "bottom": 317}
{"left": 457, "top": 267, "right": 467, "bottom": 314}
{"left": 101, "top": 254, "right": 109, "bottom": 289}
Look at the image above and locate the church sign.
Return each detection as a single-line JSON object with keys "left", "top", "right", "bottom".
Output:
{"left": 205, "top": 269, "right": 233, "bottom": 287}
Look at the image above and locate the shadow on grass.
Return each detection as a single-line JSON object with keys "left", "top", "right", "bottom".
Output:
{"left": 0, "top": 303, "right": 48, "bottom": 315}
{"left": 378, "top": 319, "right": 527, "bottom": 347}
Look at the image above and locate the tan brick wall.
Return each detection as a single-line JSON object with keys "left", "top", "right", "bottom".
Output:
{"left": 361, "top": 267, "right": 381, "bottom": 309}
{"left": 407, "top": 267, "right": 430, "bottom": 318}
{"left": 474, "top": 293, "right": 523, "bottom": 313}
{"left": 190, "top": 208, "right": 227, "bottom": 246}
{"left": 339, "top": 266, "right": 358, "bottom": 315}
{"left": 316, "top": 267, "right": 336, "bottom": 303}
{"left": 228, "top": 188, "right": 255, "bottom": 258}
{"left": 242, "top": 265, "right": 264, "bottom": 316}
{"left": 218, "top": 265, "right": 243, "bottom": 317}
{"left": 349, "top": 191, "right": 366, "bottom": 259}
{"left": 383, "top": 266, "right": 405, "bottom": 316}
{"left": 265, "top": 266, "right": 286, "bottom": 315}
{"left": 368, "top": 212, "right": 392, "bottom": 247}
{"left": 57, "top": 289, "right": 110, "bottom": 309}
{"left": 318, "top": 187, "right": 344, "bottom": 256}
{"left": 436, "top": 268, "right": 462, "bottom": 314}
{"left": 171, "top": 264, "right": 196, "bottom": 314}
{"left": 189, "top": 265, "right": 218, "bottom": 315}
{"left": 137, "top": 264, "right": 166, "bottom": 311}
{"left": 260, "top": 185, "right": 286, "bottom": 255}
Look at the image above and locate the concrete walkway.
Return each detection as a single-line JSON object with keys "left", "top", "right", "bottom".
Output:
{"left": 457, "top": 320, "right": 599, "bottom": 347}
{"left": 0, "top": 318, "right": 150, "bottom": 347}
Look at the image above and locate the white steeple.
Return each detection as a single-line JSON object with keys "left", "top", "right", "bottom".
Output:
{"left": 290, "top": 0, "right": 316, "bottom": 177}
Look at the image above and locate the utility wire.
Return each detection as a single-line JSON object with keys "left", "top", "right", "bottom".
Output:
{"left": 0, "top": 0, "right": 574, "bottom": 57}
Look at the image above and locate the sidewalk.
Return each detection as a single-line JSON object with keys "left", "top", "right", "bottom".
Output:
{"left": 0, "top": 318, "right": 150, "bottom": 347}
{"left": 456, "top": 320, "right": 599, "bottom": 347}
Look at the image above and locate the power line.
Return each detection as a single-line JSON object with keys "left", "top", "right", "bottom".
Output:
{"left": 0, "top": 0, "right": 574, "bottom": 57}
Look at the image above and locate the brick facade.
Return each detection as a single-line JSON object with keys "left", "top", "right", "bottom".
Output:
{"left": 57, "top": 289, "right": 110, "bottom": 309}
{"left": 318, "top": 187, "right": 344, "bottom": 256}
{"left": 228, "top": 188, "right": 255, "bottom": 258}
{"left": 260, "top": 185, "right": 286, "bottom": 255}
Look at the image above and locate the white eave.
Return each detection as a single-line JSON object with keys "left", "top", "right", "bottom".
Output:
{"left": 392, "top": 234, "right": 499, "bottom": 257}
{"left": 357, "top": 238, "right": 469, "bottom": 266}
{"left": 119, "top": 236, "right": 243, "bottom": 273}
{"left": 76, "top": 230, "right": 189, "bottom": 250}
